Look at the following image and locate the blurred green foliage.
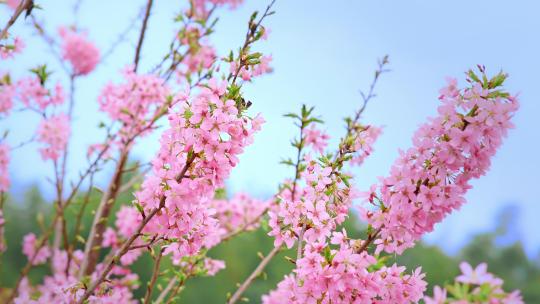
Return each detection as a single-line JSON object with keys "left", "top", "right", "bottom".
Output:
{"left": 1, "top": 183, "right": 539, "bottom": 303}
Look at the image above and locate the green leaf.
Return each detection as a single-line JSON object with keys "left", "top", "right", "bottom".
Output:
{"left": 323, "top": 246, "right": 332, "bottom": 263}
{"left": 467, "top": 69, "right": 481, "bottom": 83}
{"left": 76, "top": 235, "right": 86, "bottom": 244}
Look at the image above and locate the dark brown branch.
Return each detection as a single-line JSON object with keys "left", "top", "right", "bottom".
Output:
{"left": 355, "top": 227, "right": 381, "bottom": 254}
{"left": 79, "top": 149, "right": 129, "bottom": 276}
{"left": 0, "top": 0, "right": 32, "bottom": 40}
{"left": 133, "top": 0, "right": 154, "bottom": 72}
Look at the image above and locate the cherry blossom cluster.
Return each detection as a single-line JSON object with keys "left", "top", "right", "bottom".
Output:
{"left": 171, "top": 0, "right": 239, "bottom": 80}
{"left": 0, "top": 73, "right": 16, "bottom": 115}
{"left": 267, "top": 105, "right": 382, "bottom": 250}
{"left": 304, "top": 125, "right": 330, "bottom": 154}
{"left": 191, "top": 0, "right": 244, "bottom": 19}
{"left": 16, "top": 76, "right": 64, "bottom": 111}
{"left": 179, "top": 26, "right": 217, "bottom": 77}
{"left": 262, "top": 104, "right": 410, "bottom": 303}
{"left": 264, "top": 147, "right": 427, "bottom": 303}
{"left": 230, "top": 54, "right": 273, "bottom": 82}
{"left": 36, "top": 114, "right": 70, "bottom": 161}
{"left": 98, "top": 68, "right": 171, "bottom": 143}
{"left": 0, "top": 36, "right": 24, "bottom": 60}
{"left": 268, "top": 159, "right": 352, "bottom": 249}
{"left": 424, "top": 262, "right": 523, "bottom": 304}
{"left": 102, "top": 164, "right": 268, "bottom": 277}
{"left": 211, "top": 192, "right": 269, "bottom": 237}
{"left": 263, "top": 232, "right": 427, "bottom": 304}
{"left": 19, "top": 216, "right": 140, "bottom": 302}
{"left": 58, "top": 26, "right": 100, "bottom": 76}
{"left": 2, "top": 70, "right": 70, "bottom": 162}
{"left": 16, "top": 244, "right": 139, "bottom": 303}
{"left": 350, "top": 125, "right": 382, "bottom": 166}
{"left": 0, "top": 142, "right": 9, "bottom": 192}
{"left": 0, "top": 0, "right": 527, "bottom": 302}
{"left": 362, "top": 72, "right": 519, "bottom": 254}
{"left": 21, "top": 233, "right": 50, "bottom": 265}
{"left": 102, "top": 206, "right": 144, "bottom": 266}
{"left": 134, "top": 77, "right": 263, "bottom": 264}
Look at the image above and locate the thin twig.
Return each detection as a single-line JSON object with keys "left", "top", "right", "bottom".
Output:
{"left": 118, "top": 167, "right": 150, "bottom": 193}
{"left": 165, "top": 275, "right": 189, "bottom": 304}
{"left": 355, "top": 227, "right": 381, "bottom": 253}
{"left": 143, "top": 247, "right": 164, "bottom": 304}
{"left": 9, "top": 135, "right": 36, "bottom": 150}
{"left": 79, "top": 148, "right": 129, "bottom": 277}
{"left": 228, "top": 0, "right": 276, "bottom": 86}
{"left": 228, "top": 246, "right": 281, "bottom": 304}
{"left": 133, "top": 0, "right": 154, "bottom": 72}
{"left": 100, "top": 5, "right": 144, "bottom": 64}
{"left": 67, "top": 172, "right": 95, "bottom": 272}
{"left": 155, "top": 277, "right": 177, "bottom": 304}
{"left": 29, "top": 15, "right": 69, "bottom": 73}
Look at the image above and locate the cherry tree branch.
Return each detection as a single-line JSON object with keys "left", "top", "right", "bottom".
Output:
{"left": 228, "top": 0, "right": 275, "bottom": 86}
{"left": 100, "top": 5, "right": 145, "bottom": 64}
{"left": 143, "top": 247, "right": 164, "bottom": 304}
{"left": 79, "top": 148, "right": 129, "bottom": 277}
{"left": 133, "top": 0, "right": 154, "bottom": 72}
{"left": 155, "top": 276, "right": 177, "bottom": 304}
{"left": 296, "top": 56, "right": 390, "bottom": 261}
{"left": 0, "top": 0, "right": 32, "bottom": 40}
{"left": 228, "top": 246, "right": 281, "bottom": 304}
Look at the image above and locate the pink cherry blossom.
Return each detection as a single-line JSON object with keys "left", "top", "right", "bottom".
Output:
{"left": 268, "top": 156, "right": 354, "bottom": 250}
{"left": 22, "top": 233, "right": 51, "bottom": 265}
{"left": 115, "top": 206, "right": 143, "bottom": 238}
{"left": 263, "top": 240, "right": 427, "bottom": 303}
{"left": 229, "top": 55, "right": 273, "bottom": 82}
{"left": 59, "top": 27, "right": 100, "bottom": 76}
{"left": 350, "top": 125, "right": 382, "bottom": 166}
{"left": 98, "top": 68, "right": 170, "bottom": 143}
{"left": 304, "top": 125, "right": 329, "bottom": 154}
{"left": 211, "top": 192, "right": 269, "bottom": 237}
{"left": 36, "top": 114, "right": 70, "bottom": 161}
{"left": 191, "top": 0, "right": 244, "bottom": 19}
{"left": 0, "top": 2, "right": 524, "bottom": 301}
{"left": 134, "top": 76, "right": 263, "bottom": 263}
{"left": 204, "top": 258, "right": 226, "bottom": 276}
{"left": 0, "top": 143, "right": 9, "bottom": 192}
{"left": 16, "top": 77, "right": 65, "bottom": 111}
{"left": 6, "top": 0, "right": 21, "bottom": 9}
{"left": 423, "top": 286, "right": 447, "bottom": 304}
{"left": 0, "top": 36, "right": 24, "bottom": 59}
{"left": 0, "top": 79, "right": 16, "bottom": 115}
{"left": 456, "top": 262, "right": 497, "bottom": 285}
{"left": 425, "top": 261, "right": 523, "bottom": 304}
{"left": 362, "top": 78, "right": 519, "bottom": 254}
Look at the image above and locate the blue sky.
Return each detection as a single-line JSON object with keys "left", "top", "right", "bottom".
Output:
{"left": 2, "top": 1, "right": 539, "bottom": 256}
